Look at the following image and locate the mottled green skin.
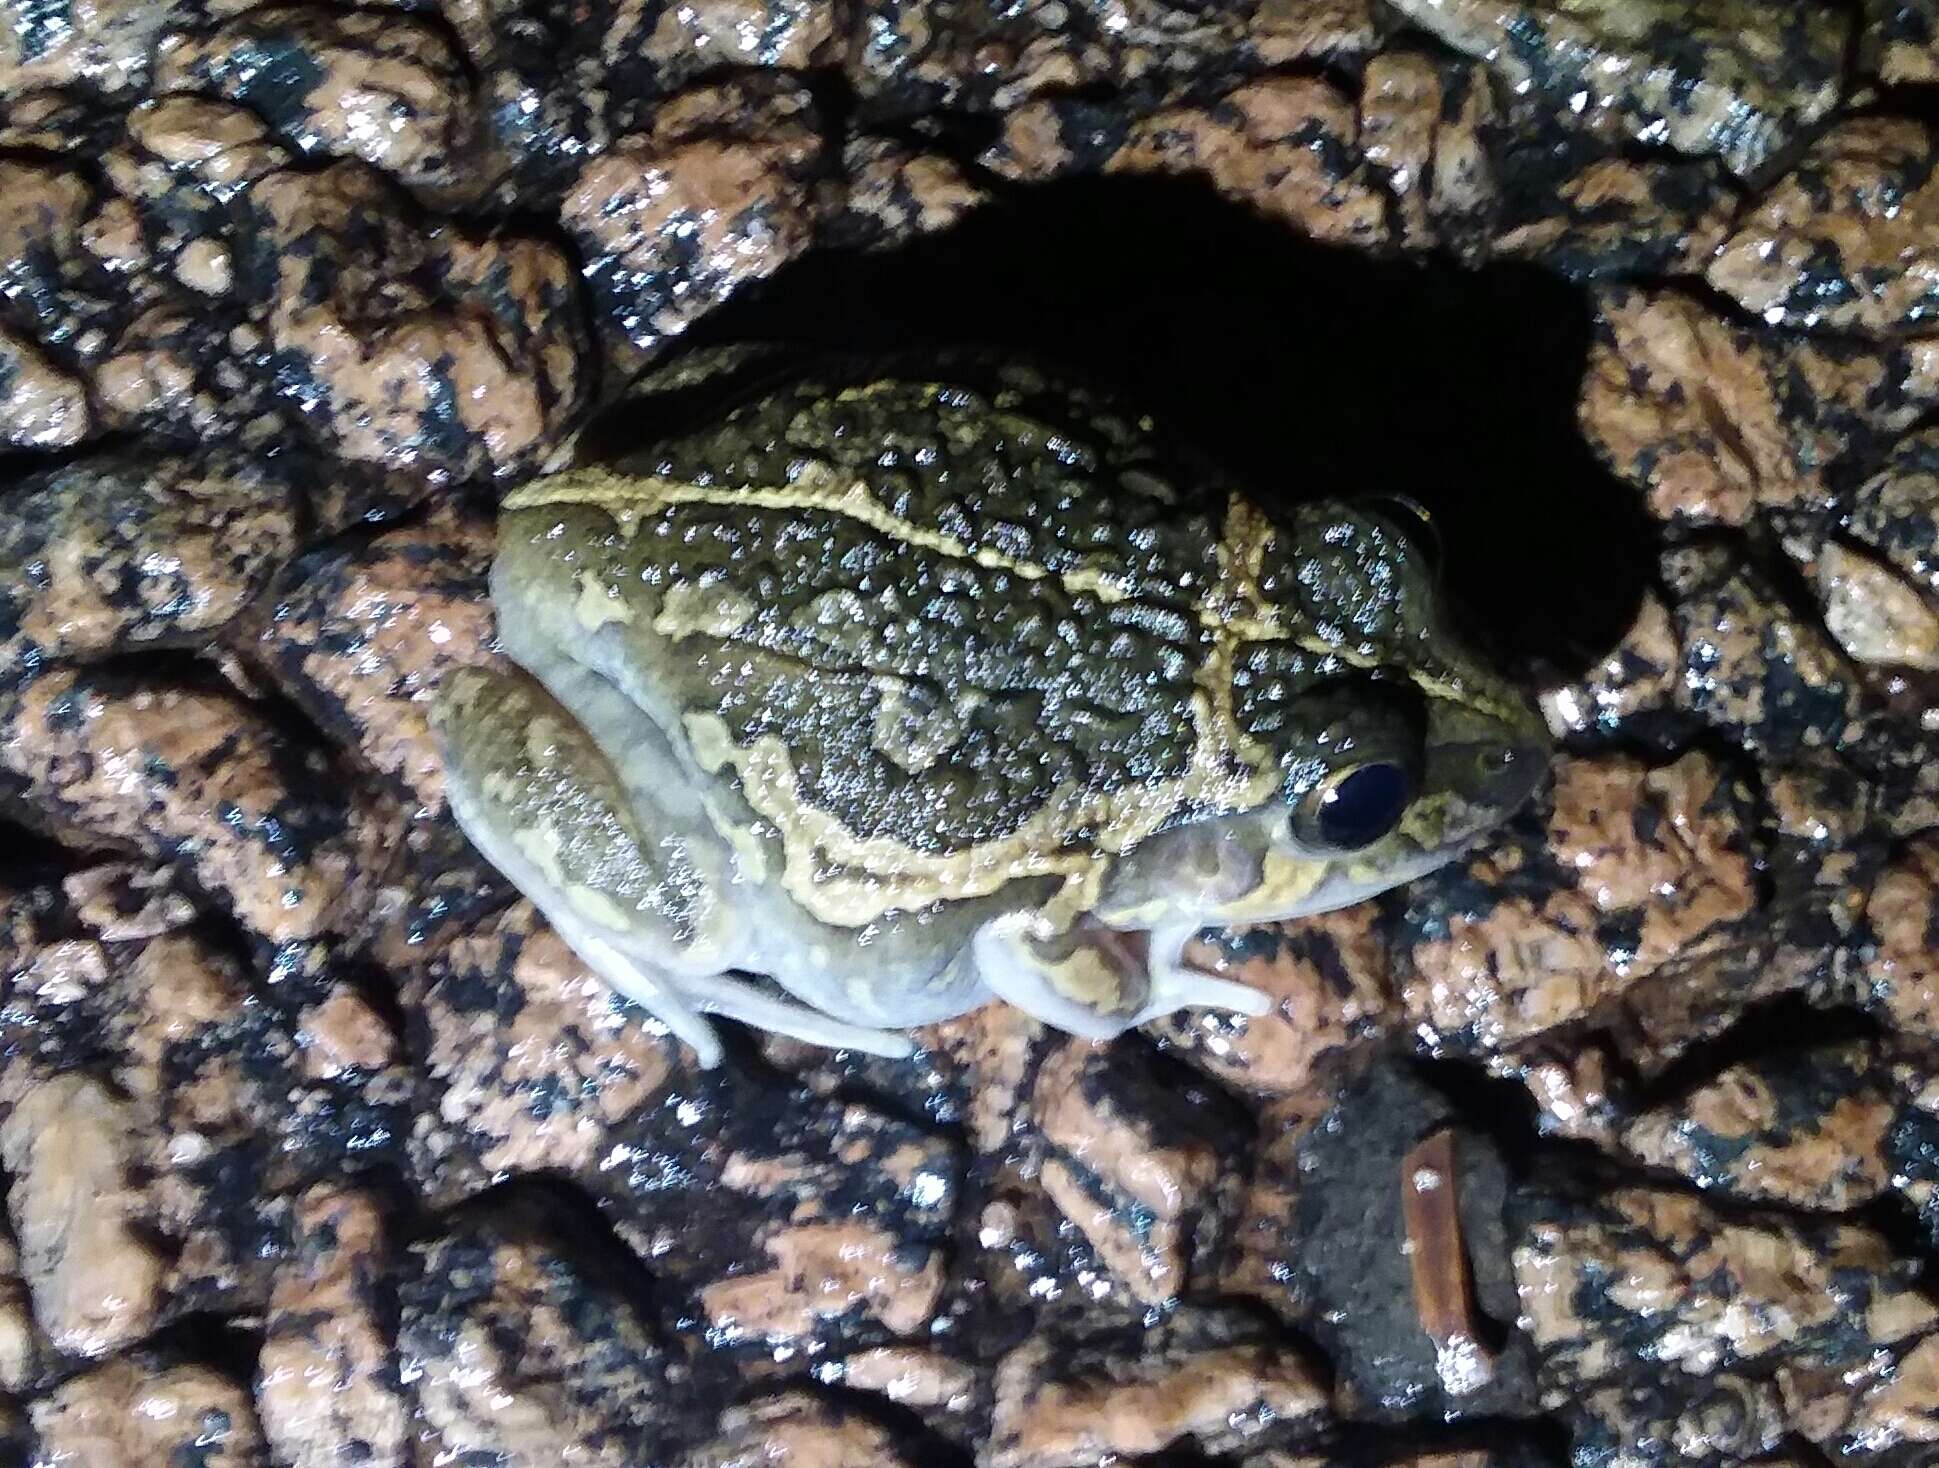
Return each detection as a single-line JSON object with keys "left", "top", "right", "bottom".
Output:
{"left": 552, "top": 377, "right": 1212, "bottom": 849}
{"left": 519, "top": 368, "right": 1513, "bottom": 852}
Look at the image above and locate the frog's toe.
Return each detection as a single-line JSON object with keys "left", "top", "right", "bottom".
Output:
{"left": 565, "top": 926, "right": 726, "bottom": 1068}
{"left": 1136, "top": 972, "right": 1274, "bottom": 1022}
{"left": 970, "top": 912, "right": 1151, "bottom": 1038}
{"left": 681, "top": 974, "right": 916, "bottom": 1060}
{"left": 1131, "top": 924, "right": 1274, "bottom": 1024}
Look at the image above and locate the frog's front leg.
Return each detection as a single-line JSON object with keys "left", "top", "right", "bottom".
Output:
{"left": 1133, "top": 921, "right": 1275, "bottom": 1026}
{"left": 433, "top": 666, "right": 911, "bottom": 1066}
{"left": 970, "top": 910, "right": 1270, "bottom": 1039}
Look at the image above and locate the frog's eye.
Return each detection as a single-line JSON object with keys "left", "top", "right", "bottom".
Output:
{"left": 1364, "top": 494, "right": 1442, "bottom": 571}
{"left": 1293, "top": 761, "right": 1413, "bottom": 853}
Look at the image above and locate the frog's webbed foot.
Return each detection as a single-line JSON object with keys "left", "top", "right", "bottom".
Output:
{"left": 507, "top": 927, "right": 915, "bottom": 1067}
{"left": 475, "top": 883, "right": 915, "bottom": 1068}
{"left": 972, "top": 913, "right": 1270, "bottom": 1038}
{"left": 678, "top": 972, "right": 916, "bottom": 1060}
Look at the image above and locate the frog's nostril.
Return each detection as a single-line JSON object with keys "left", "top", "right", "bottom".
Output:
{"left": 1491, "top": 739, "right": 1552, "bottom": 814}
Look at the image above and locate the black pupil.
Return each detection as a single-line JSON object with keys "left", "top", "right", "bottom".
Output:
{"left": 1317, "top": 763, "right": 1410, "bottom": 850}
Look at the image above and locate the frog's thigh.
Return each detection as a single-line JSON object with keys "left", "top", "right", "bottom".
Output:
{"left": 443, "top": 664, "right": 915, "bottom": 1063}
{"left": 971, "top": 911, "right": 1269, "bottom": 1038}
{"left": 435, "top": 665, "right": 742, "bottom": 1064}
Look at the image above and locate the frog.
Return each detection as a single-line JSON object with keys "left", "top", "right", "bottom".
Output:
{"left": 432, "top": 350, "right": 1549, "bottom": 1068}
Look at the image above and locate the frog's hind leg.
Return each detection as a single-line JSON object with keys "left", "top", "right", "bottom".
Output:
{"left": 675, "top": 973, "right": 916, "bottom": 1060}
{"left": 541, "top": 926, "right": 915, "bottom": 1064}
{"left": 557, "top": 926, "right": 919, "bottom": 1069}
{"left": 972, "top": 912, "right": 1271, "bottom": 1039}
{"left": 435, "top": 664, "right": 739, "bottom": 1068}
{"left": 439, "top": 661, "right": 920, "bottom": 1066}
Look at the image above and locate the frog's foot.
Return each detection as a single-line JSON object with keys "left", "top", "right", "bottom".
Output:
{"left": 1130, "top": 922, "right": 1274, "bottom": 1026}
{"left": 678, "top": 972, "right": 917, "bottom": 1060}
{"left": 973, "top": 913, "right": 1270, "bottom": 1037}
{"left": 563, "top": 925, "right": 726, "bottom": 1069}
{"left": 973, "top": 912, "right": 1144, "bottom": 1037}
{"left": 537, "top": 925, "right": 916, "bottom": 1065}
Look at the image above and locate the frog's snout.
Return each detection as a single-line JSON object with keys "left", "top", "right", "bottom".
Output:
{"left": 1493, "top": 734, "right": 1553, "bottom": 820}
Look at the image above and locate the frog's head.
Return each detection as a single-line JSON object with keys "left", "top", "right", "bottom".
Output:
{"left": 1251, "top": 496, "right": 1550, "bottom": 911}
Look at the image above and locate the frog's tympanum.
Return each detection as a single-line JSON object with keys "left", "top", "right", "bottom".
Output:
{"left": 433, "top": 355, "right": 1548, "bottom": 1067}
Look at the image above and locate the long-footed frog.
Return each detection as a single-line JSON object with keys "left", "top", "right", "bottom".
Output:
{"left": 433, "top": 354, "right": 1549, "bottom": 1066}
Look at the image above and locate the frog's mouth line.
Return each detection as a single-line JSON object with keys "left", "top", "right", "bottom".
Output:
{"left": 1272, "top": 842, "right": 1476, "bottom": 923}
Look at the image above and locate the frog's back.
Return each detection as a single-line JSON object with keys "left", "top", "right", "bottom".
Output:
{"left": 655, "top": 367, "right": 1216, "bottom": 556}
{"left": 495, "top": 358, "right": 1275, "bottom": 925}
